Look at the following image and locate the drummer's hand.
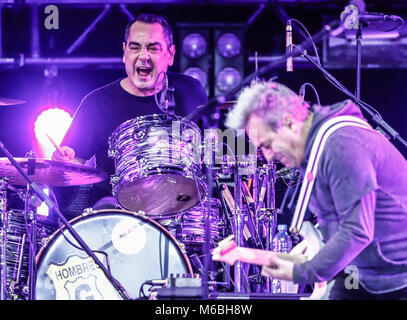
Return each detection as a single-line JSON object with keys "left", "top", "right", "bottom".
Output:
{"left": 52, "top": 145, "right": 76, "bottom": 162}
{"left": 261, "top": 253, "right": 295, "bottom": 281}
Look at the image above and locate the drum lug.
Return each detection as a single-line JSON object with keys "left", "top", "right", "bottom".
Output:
{"left": 83, "top": 207, "right": 95, "bottom": 216}
{"left": 136, "top": 210, "right": 147, "bottom": 217}
{"left": 107, "top": 146, "right": 118, "bottom": 159}
{"left": 110, "top": 175, "right": 120, "bottom": 186}
{"left": 180, "top": 157, "right": 193, "bottom": 169}
{"left": 132, "top": 127, "right": 149, "bottom": 142}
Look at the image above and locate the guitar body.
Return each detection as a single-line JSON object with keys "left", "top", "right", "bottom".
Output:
{"left": 213, "top": 221, "right": 334, "bottom": 300}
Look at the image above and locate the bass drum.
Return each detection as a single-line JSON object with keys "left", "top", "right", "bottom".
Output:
{"left": 35, "top": 209, "right": 192, "bottom": 300}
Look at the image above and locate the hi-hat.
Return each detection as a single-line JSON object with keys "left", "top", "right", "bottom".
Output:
{"left": 0, "top": 157, "right": 108, "bottom": 186}
{"left": 0, "top": 97, "right": 26, "bottom": 106}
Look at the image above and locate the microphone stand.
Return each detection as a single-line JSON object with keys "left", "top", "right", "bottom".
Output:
{"left": 0, "top": 141, "right": 132, "bottom": 300}
{"left": 297, "top": 46, "right": 407, "bottom": 148}
{"left": 186, "top": 19, "right": 341, "bottom": 123}
{"left": 356, "top": 24, "right": 362, "bottom": 99}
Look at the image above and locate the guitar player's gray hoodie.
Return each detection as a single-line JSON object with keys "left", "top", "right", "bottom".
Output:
{"left": 292, "top": 100, "right": 407, "bottom": 294}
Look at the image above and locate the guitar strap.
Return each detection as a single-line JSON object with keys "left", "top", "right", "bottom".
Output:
{"left": 290, "top": 115, "right": 374, "bottom": 234}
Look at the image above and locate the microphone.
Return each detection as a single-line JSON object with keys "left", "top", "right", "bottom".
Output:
{"left": 333, "top": 1, "right": 403, "bottom": 37}
{"left": 286, "top": 20, "right": 293, "bottom": 72}
{"left": 359, "top": 13, "right": 403, "bottom": 23}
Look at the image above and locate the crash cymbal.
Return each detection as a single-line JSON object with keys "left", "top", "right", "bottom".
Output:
{"left": 0, "top": 97, "right": 26, "bottom": 106}
{"left": 0, "top": 157, "right": 108, "bottom": 186}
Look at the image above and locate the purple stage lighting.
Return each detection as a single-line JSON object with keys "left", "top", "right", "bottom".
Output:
{"left": 216, "top": 67, "right": 242, "bottom": 93}
{"left": 217, "top": 33, "right": 241, "bottom": 58}
{"left": 34, "top": 107, "right": 72, "bottom": 158}
{"left": 184, "top": 66, "right": 208, "bottom": 89}
{"left": 182, "top": 33, "right": 207, "bottom": 59}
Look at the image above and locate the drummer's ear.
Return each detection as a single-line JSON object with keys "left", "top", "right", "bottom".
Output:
{"left": 122, "top": 42, "right": 126, "bottom": 63}
{"left": 168, "top": 44, "right": 175, "bottom": 66}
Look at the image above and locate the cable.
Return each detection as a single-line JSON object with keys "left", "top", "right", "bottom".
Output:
{"left": 289, "top": 18, "right": 321, "bottom": 66}
{"left": 154, "top": 70, "right": 167, "bottom": 112}
{"left": 290, "top": 18, "right": 383, "bottom": 120}
{"left": 300, "top": 82, "right": 321, "bottom": 106}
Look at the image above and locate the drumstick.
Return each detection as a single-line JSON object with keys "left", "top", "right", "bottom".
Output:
{"left": 45, "top": 132, "right": 64, "bottom": 156}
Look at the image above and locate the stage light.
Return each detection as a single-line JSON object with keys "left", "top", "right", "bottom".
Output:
{"left": 217, "top": 33, "right": 241, "bottom": 58}
{"left": 214, "top": 27, "right": 245, "bottom": 96}
{"left": 184, "top": 66, "right": 208, "bottom": 89}
{"left": 34, "top": 107, "right": 72, "bottom": 158}
{"left": 216, "top": 67, "right": 242, "bottom": 93}
{"left": 177, "top": 24, "right": 211, "bottom": 95}
{"left": 182, "top": 33, "right": 207, "bottom": 59}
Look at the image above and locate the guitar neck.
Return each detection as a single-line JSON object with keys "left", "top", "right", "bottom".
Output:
{"left": 233, "top": 246, "right": 275, "bottom": 266}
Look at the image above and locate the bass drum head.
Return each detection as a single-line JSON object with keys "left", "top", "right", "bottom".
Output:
{"left": 35, "top": 209, "right": 192, "bottom": 300}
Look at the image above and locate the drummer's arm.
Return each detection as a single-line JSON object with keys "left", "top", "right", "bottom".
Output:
{"left": 51, "top": 145, "right": 86, "bottom": 165}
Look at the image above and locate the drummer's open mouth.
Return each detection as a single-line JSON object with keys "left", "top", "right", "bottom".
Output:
{"left": 136, "top": 67, "right": 152, "bottom": 77}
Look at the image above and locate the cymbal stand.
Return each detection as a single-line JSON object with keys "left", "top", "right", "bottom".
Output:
{"left": 0, "top": 178, "right": 9, "bottom": 300}
{"left": 232, "top": 162, "right": 245, "bottom": 293}
{"left": 254, "top": 162, "right": 278, "bottom": 293}
{"left": 356, "top": 24, "right": 362, "bottom": 99}
{"left": 24, "top": 184, "right": 38, "bottom": 300}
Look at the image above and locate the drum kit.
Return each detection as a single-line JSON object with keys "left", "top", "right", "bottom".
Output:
{"left": 0, "top": 96, "right": 290, "bottom": 300}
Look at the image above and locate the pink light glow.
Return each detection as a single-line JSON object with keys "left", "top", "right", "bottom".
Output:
{"left": 34, "top": 107, "right": 72, "bottom": 158}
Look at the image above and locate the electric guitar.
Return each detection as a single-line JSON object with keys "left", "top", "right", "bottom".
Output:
{"left": 212, "top": 222, "right": 332, "bottom": 300}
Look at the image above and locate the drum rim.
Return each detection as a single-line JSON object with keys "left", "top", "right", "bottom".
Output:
{"left": 112, "top": 167, "right": 205, "bottom": 185}
{"left": 35, "top": 208, "right": 193, "bottom": 275}
{"left": 113, "top": 174, "right": 207, "bottom": 218}
{"left": 109, "top": 114, "right": 201, "bottom": 142}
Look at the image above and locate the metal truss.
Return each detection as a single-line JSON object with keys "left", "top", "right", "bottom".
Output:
{"left": 0, "top": 1, "right": 272, "bottom": 69}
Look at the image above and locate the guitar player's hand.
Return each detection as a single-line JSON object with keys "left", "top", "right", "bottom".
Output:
{"left": 260, "top": 253, "right": 295, "bottom": 281}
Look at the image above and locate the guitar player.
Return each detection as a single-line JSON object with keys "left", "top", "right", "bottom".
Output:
{"left": 224, "top": 80, "right": 407, "bottom": 300}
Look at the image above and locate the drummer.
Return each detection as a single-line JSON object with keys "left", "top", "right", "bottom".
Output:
{"left": 52, "top": 13, "right": 208, "bottom": 206}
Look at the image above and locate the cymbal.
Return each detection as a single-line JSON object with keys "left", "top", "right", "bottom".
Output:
{"left": 0, "top": 158, "right": 108, "bottom": 186}
{"left": 0, "top": 97, "right": 26, "bottom": 106}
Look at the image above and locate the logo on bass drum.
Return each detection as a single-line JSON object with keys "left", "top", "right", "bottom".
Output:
{"left": 46, "top": 254, "right": 121, "bottom": 300}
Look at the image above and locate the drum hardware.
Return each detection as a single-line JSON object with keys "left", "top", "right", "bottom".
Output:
{"left": 0, "top": 142, "right": 130, "bottom": 300}
{"left": 211, "top": 157, "right": 280, "bottom": 294}
{"left": 0, "top": 178, "right": 9, "bottom": 300}
{"left": 252, "top": 162, "right": 278, "bottom": 293}
{"left": 0, "top": 177, "right": 55, "bottom": 300}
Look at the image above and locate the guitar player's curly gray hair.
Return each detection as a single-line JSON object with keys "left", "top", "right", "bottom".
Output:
{"left": 225, "top": 80, "right": 309, "bottom": 130}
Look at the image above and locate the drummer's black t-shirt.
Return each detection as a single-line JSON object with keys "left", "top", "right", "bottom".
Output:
{"left": 62, "top": 72, "right": 208, "bottom": 204}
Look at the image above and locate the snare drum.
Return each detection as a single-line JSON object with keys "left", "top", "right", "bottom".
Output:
{"left": 108, "top": 114, "right": 205, "bottom": 217}
{"left": 34, "top": 209, "right": 192, "bottom": 300}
